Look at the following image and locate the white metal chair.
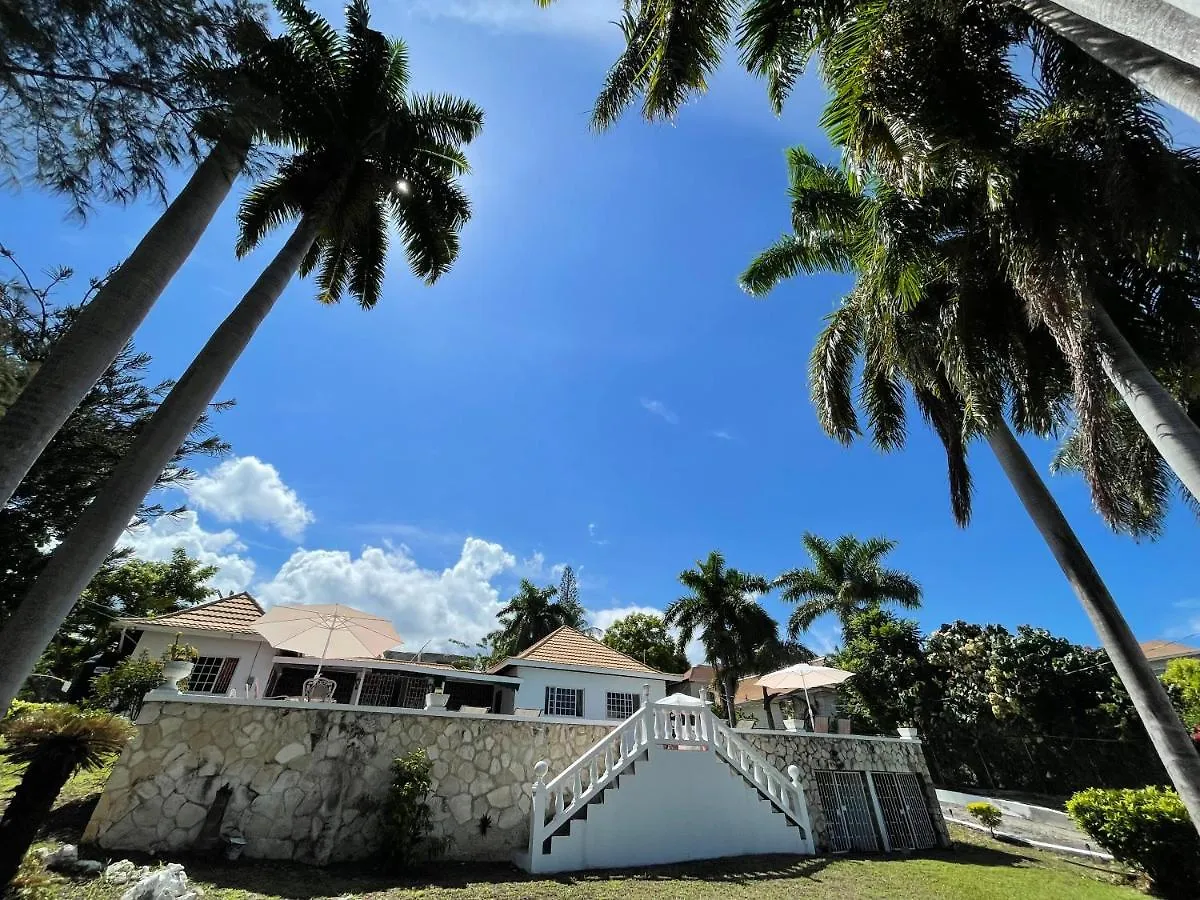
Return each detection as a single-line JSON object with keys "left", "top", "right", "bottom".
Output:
{"left": 303, "top": 676, "right": 337, "bottom": 702}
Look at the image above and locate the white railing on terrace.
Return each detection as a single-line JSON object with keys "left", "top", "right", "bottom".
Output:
{"left": 527, "top": 687, "right": 814, "bottom": 860}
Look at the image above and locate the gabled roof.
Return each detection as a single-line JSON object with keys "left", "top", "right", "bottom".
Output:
{"left": 119, "top": 592, "right": 266, "bottom": 636}
{"left": 1140, "top": 640, "right": 1200, "bottom": 661}
{"left": 679, "top": 664, "right": 715, "bottom": 684}
{"left": 491, "top": 626, "right": 667, "bottom": 676}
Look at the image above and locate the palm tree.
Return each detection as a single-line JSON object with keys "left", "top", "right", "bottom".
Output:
{"left": 491, "top": 580, "right": 586, "bottom": 658}
{"left": 664, "top": 551, "right": 776, "bottom": 726}
{"left": 0, "top": 0, "right": 483, "bottom": 714}
{"left": 0, "top": 14, "right": 284, "bottom": 511}
{"left": 0, "top": 706, "right": 134, "bottom": 889}
{"left": 741, "top": 147, "right": 1200, "bottom": 834}
{"left": 777, "top": 534, "right": 922, "bottom": 640}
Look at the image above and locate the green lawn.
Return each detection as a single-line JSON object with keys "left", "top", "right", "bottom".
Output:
{"left": 2, "top": 753, "right": 1137, "bottom": 900}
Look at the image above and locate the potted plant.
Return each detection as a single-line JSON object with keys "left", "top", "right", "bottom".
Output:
{"left": 782, "top": 699, "right": 805, "bottom": 732}
{"left": 160, "top": 634, "right": 199, "bottom": 693}
{"left": 424, "top": 681, "right": 449, "bottom": 710}
{"left": 896, "top": 724, "right": 920, "bottom": 740}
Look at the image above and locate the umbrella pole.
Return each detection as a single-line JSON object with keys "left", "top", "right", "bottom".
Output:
{"left": 315, "top": 614, "right": 336, "bottom": 681}
{"left": 804, "top": 684, "right": 815, "bottom": 731}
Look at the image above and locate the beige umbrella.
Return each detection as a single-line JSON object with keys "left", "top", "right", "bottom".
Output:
{"left": 757, "top": 663, "right": 854, "bottom": 730}
{"left": 252, "top": 604, "right": 402, "bottom": 679}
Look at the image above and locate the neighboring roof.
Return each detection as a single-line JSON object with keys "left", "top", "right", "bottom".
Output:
{"left": 118, "top": 592, "right": 266, "bottom": 636}
{"left": 1140, "top": 640, "right": 1200, "bottom": 661}
{"left": 491, "top": 626, "right": 667, "bottom": 676}
{"left": 679, "top": 664, "right": 715, "bottom": 684}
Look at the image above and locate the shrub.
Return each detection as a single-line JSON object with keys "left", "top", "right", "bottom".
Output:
{"left": 91, "top": 652, "right": 163, "bottom": 716}
{"left": 163, "top": 633, "right": 199, "bottom": 662}
{"left": 379, "top": 748, "right": 440, "bottom": 869}
{"left": 1067, "top": 786, "right": 1200, "bottom": 899}
{"left": 966, "top": 801, "right": 1002, "bottom": 835}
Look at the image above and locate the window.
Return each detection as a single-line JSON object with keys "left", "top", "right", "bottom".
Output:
{"left": 187, "top": 657, "right": 238, "bottom": 694}
{"left": 544, "top": 686, "right": 584, "bottom": 717}
{"left": 606, "top": 691, "right": 639, "bottom": 720}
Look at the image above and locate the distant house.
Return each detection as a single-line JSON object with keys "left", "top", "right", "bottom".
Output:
{"left": 1141, "top": 639, "right": 1200, "bottom": 675}
{"left": 670, "top": 664, "right": 716, "bottom": 699}
{"left": 489, "top": 626, "right": 674, "bottom": 720}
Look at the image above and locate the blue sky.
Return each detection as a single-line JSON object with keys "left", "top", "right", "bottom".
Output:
{"left": 6, "top": 0, "right": 1200, "bottom": 659}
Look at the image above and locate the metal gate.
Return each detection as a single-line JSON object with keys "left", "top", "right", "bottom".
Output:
{"left": 869, "top": 772, "right": 939, "bottom": 850}
{"left": 815, "top": 770, "right": 880, "bottom": 852}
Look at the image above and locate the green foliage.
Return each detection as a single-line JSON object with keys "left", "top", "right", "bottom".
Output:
{"left": 379, "top": 748, "right": 438, "bottom": 870}
{"left": 163, "top": 634, "right": 200, "bottom": 662}
{"left": 556, "top": 566, "right": 587, "bottom": 632}
{"left": 0, "top": 252, "right": 228, "bottom": 630}
{"left": 602, "top": 612, "right": 689, "bottom": 673}
{"left": 1067, "top": 787, "right": 1200, "bottom": 899}
{"left": 966, "top": 801, "right": 1002, "bottom": 834}
{"left": 827, "top": 609, "right": 930, "bottom": 735}
{"left": 0, "top": 704, "right": 134, "bottom": 768}
{"left": 489, "top": 579, "right": 585, "bottom": 658}
{"left": 8, "top": 853, "right": 57, "bottom": 900}
{"left": 1161, "top": 659, "right": 1200, "bottom": 729}
{"left": 91, "top": 652, "right": 165, "bottom": 715}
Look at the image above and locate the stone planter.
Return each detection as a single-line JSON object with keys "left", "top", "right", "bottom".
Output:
{"left": 160, "top": 661, "right": 194, "bottom": 694}
{"left": 897, "top": 725, "right": 920, "bottom": 740}
{"left": 783, "top": 718, "right": 805, "bottom": 733}
{"left": 425, "top": 692, "right": 449, "bottom": 710}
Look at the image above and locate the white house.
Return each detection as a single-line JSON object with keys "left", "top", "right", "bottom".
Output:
{"left": 489, "top": 626, "right": 676, "bottom": 720}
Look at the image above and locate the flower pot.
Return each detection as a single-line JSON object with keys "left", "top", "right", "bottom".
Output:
{"left": 425, "top": 692, "right": 449, "bottom": 710}
{"left": 161, "top": 661, "right": 194, "bottom": 693}
{"left": 897, "top": 725, "right": 920, "bottom": 740}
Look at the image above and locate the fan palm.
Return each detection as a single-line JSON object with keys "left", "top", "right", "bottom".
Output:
{"left": 777, "top": 533, "right": 922, "bottom": 640}
{"left": 491, "top": 580, "right": 586, "bottom": 657}
{"left": 741, "top": 145, "right": 1200, "bottom": 833}
{"left": 0, "top": 705, "right": 135, "bottom": 889}
{"left": 0, "top": 0, "right": 483, "bottom": 713}
{"left": 664, "top": 551, "right": 776, "bottom": 725}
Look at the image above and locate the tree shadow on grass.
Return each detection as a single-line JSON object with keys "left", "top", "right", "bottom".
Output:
{"left": 38, "top": 795, "right": 100, "bottom": 842}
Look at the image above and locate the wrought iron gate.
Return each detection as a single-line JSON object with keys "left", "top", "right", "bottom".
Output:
{"left": 869, "top": 772, "right": 939, "bottom": 850}
{"left": 814, "top": 770, "right": 880, "bottom": 852}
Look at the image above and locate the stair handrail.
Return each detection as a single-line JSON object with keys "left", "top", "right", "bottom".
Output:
{"left": 706, "top": 709, "right": 814, "bottom": 842}
{"left": 528, "top": 700, "right": 651, "bottom": 858}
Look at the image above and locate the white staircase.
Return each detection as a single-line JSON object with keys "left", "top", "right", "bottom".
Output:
{"left": 516, "top": 693, "right": 815, "bottom": 873}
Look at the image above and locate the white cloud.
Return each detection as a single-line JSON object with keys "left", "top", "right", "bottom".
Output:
{"left": 185, "top": 456, "right": 314, "bottom": 541}
{"left": 588, "top": 522, "right": 610, "bottom": 546}
{"left": 639, "top": 397, "right": 679, "bottom": 425}
{"left": 121, "top": 511, "right": 256, "bottom": 596}
{"left": 254, "top": 538, "right": 517, "bottom": 652}
{"left": 409, "top": 0, "right": 621, "bottom": 43}
{"left": 710, "top": 430, "right": 734, "bottom": 441}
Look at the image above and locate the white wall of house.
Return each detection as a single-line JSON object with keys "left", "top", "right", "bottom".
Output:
{"left": 508, "top": 664, "right": 668, "bottom": 721}
{"left": 129, "top": 630, "right": 274, "bottom": 697}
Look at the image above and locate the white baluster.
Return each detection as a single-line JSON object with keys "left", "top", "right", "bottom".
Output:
{"left": 528, "top": 759, "right": 549, "bottom": 857}
{"left": 787, "top": 764, "right": 801, "bottom": 817}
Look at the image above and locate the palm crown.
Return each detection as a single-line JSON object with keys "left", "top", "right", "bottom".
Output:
{"left": 776, "top": 533, "right": 921, "bottom": 640}
{"left": 237, "top": 0, "right": 482, "bottom": 307}
{"left": 491, "top": 580, "right": 587, "bottom": 658}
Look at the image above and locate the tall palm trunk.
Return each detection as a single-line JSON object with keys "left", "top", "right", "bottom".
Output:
{"left": 1086, "top": 300, "right": 1200, "bottom": 507}
{"left": 0, "top": 136, "right": 249, "bottom": 509}
{"left": 986, "top": 420, "right": 1200, "bottom": 834}
{"left": 0, "top": 216, "right": 320, "bottom": 714}
{"left": 1016, "top": 0, "right": 1200, "bottom": 122}
{"left": 1049, "top": 0, "right": 1200, "bottom": 70}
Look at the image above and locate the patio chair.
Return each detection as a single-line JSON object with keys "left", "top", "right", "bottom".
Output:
{"left": 813, "top": 715, "right": 830, "bottom": 733}
{"left": 302, "top": 676, "right": 337, "bottom": 702}
{"left": 514, "top": 708, "right": 542, "bottom": 718}
{"left": 836, "top": 718, "right": 852, "bottom": 735}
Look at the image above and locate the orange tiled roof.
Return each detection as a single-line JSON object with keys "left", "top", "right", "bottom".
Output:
{"left": 1140, "top": 640, "right": 1200, "bottom": 661}
{"left": 493, "top": 626, "right": 666, "bottom": 675}
{"left": 679, "top": 664, "right": 716, "bottom": 684}
{"left": 120, "top": 592, "right": 265, "bottom": 636}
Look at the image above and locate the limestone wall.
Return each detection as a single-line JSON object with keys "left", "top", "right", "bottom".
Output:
{"left": 741, "top": 731, "right": 949, "bottom": 849}
{"left": 83, "top": 698, "right": 611, "bottom": 864}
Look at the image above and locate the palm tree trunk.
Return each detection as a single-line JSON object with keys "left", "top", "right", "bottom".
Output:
{"left": 762, "top": 687, "right": 777, "bottom": 730}
{"left": 0, "top": 753, "right": 77, "bottom": 889}
{"left": 0, "top": 136, "right": 248, "bottom": 510}
{"left": 1086, "top": 300, "right": 1200, "bottom": 507}
{"left": 1049, "top": 0, "right": 1200, "bottom": 70}
{"left": 986, "top": 420, "right": 1200, "bottom": 835}
{"left": 0, "top": 216, "right": 320, "bottom": 715}
{"left": 724, "top": 673, "right": 739, "bottom": 727}
{"left": 1015, "top": 0, "right": 1200, "bottom": 122}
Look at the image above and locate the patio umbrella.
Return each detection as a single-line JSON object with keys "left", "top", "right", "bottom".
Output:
{"left": 756, "top": 663, "right": 854, "bottom": 730}
{"left": 252, "top": 604, "right": 402, "bottom": 679}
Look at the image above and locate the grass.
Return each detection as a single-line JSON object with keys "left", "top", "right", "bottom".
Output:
{"left": 0, "top": 739, "right": 118, "bottom": 842}
{"left": 30, "top": 827, "right": 1136, "bottom": 900}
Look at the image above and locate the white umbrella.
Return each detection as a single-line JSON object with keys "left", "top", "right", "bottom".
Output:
{"left": 252, "top": 604, "right": 402, "bottom": 679}
{"left": 757, "top": 663, "right": 854, "bottom": 730}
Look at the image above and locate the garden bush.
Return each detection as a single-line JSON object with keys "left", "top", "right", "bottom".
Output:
{"left": 91, "top": 652, "right": 163, "bottom": 716}
{"left": 379, "top": 748, "right": 442, "bottom": 869}
{"left": 1067, "top": 786, "right": 1200, "bottom": 899}
{"left": 966, "top": 801, "right": 1002, "bottom": 835}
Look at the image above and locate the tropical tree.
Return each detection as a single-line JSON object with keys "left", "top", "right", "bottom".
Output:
{"left": 0, "top": 705, "right": 135, "bottom": 890}
{"left": 0, "top": 0, "right": 483, "bottom": 714}
{"left": 1163, "top": 659, "right": 1200, "bottom": 730}
{"left": 602, "top": 612, "right": 689, "bottom": 672}
{"left": 740, "top": 146, "right": 1200, "bottom": 832}
{"left": 776, "top": 533, "right": 922, "bottom": 641}
{"left": 491, "top": 580, "right": 584, "bottom": 658}
{"left": 556, "top": 565, "right": 589, "bottom": 630}
{"left": 664, "top": 551, "right": 776, "bottom": 725}
{"left": 0, "top": 9, "right": 280, "bottom": 515}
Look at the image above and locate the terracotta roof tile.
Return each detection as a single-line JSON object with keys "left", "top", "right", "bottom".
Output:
{"left": 120, "top": 593, "right": 265, "bottom": 635}
{"left": 495, "top": 626, "right": 666, "bottom": 675}
{"left": 680, "top": 664, "right": 716, "bottom": 684}
{"left": 1140, "top": 639, "right": 1200, "bottom": 660}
